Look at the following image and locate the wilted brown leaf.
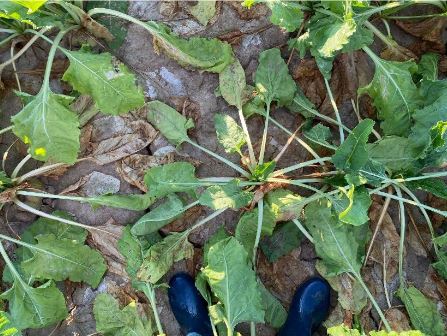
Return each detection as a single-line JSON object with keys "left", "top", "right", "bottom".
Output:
{"left": 81, "top": 115, "right": 157, "bottom": 165}
{"left": 88, "top": 218, "right": 127, "bottom": 279}
{"left": 396, "top": 17, "right": 447, "bottom": 54}
{"left": 380, "top": 44, "right": 417, "bottom": 62}
{"left": 81, "top": 13, "right": 114, "bottom": 42}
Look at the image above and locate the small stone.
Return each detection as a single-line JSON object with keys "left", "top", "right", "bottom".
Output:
{"left": 82, "top": 171, "right": 120, "bottom": 197}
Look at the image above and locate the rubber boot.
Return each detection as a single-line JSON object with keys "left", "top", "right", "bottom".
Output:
{"left": 278, "top": 277, "right": 331, "bottom": 336}
{"left": 168, "top": 273, "right": 213, "bottom": 336}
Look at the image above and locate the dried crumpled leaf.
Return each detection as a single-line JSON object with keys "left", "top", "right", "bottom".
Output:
{"left": 81, "top": 115, "right": 157, "bottom": 165}
{"left": 396, "top": 17, "right": 447, "bottom": 54}
{"left": 117, "top": 154, "right": 173, "bottom": 192}
{"left": 380, "top": 44, "right": 417, "bottom": 62}
{"left": 386, "top": 308, "right": 412, "bottom": 332}
{"left": 88, "top": 218, "right": 128, "bottom": 279}
{"left": 367, "top": 200, "right": 400, "bottom": 281}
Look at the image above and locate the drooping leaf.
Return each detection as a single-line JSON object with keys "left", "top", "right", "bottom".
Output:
{"left": 358, "top": 54, "right": 420, "bottom": 136}
{"left": 367, "top": 136, "right": 422, "bottom": 173}
{"left": 21, "top": 234, "right": 107, "bottom": 288}
{"left": 187, "top": 0, "right": 216, "bottom": 26}
{"left": 214, "top": 114, "right": 246, "bottom": 155}
{"left": 304, "top": 199, "right": 368, "bottom": 276}
{"left": 132, "top": 195, "right": 185, "bottom": 236}
{"left": 138, "top": 232, "right": 193, "bottom": 284}
{"left": 235, "top": 206, "right": 276, "bottom": 259}
{"left": 144, "top": 162, "right": 199, "bottom": 198}
{"left": 260, "top": 221, "right": 303, "bottom": 262}
{"left": 146, "top": 21, "right": 233, "bottom": 73}
{"left": 146, "top": 100, "right": 194, "bottom": 146}
{"left": 93, "top": 293, "right": 153, "bottom": 336}
{"left": 62, "top": 49, "right": 144, "bottom": 115}
{"left": 118, "top": 226, "right": 144, "bottom": 280}
{"left": 218, "top": 59, "right": 246, "bottom": 109}
{"left": 255, "top": 48, "right": 297, "bottom": 106}
{"left": 304, "top": 123, "right": 333, "bottom": 149}
{"left": 397, "top": 285, "right": 446, "bottom": 336}
{"left": 348, "top": 159, "right": 387, "bottom": 187}
{"left": 407, "top": 178, "right": 447, "bottom": 200}
{"left": 258, "top": 281, "right": 287, "bottom": 328}
{"left": 418, "top": 53, "right": 439, "bottom": 81}
{"left": 265, "top": 188, "right": 302, "bottom": 222}
{"left": 332, "top": 186, "right": 371, "bottom": 226}
{"left": 332, "top": 119, "right": 374, "bottom": 172}
{"left": 202, "top": 237, "right": 265, "bottom": 331}
{"left": 0, "top": 311, "right": 21, "bottom": 336}
{"left": 11, "top": 90, "right": 80, "bottom": 164}
{"left": 199, "top": 180, "right": 253, "bottom": 210}
{"left": 0, "top": 280, "right": 67, "bottom": 330}
{"left": 85, "top": 193, "right": 155, "bottom": 211}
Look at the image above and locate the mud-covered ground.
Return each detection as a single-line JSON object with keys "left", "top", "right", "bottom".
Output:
{"left": 1, "top": 1, "right": 447, "bottom": 335}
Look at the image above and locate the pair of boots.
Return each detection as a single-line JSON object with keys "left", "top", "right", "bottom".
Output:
{"left": 168, "top": 273, "right": 331, "bottom": 336}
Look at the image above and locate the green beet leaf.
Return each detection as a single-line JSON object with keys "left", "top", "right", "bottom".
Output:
{"left": 0, "top": 311, "right": 21, "bottom": 336}
{"left": 266, "top": 0, "right": 303, "bottom": 32}
{"left": 21, "top": 234, "right": 107, "bottom": 288}
{"left": 118, "top": 226, "right": 144, "bottom": 280}
{"left": 199, "top": 180, "right": 253, "bottom": 210}
{"left": 147, "top": 100, "right": 194, "bottom": 146}
{"left": 21, "top": 210, "right": 87, "bottom": 244}
{"left": 203, "top": 227, "right": 230, "bottom": 265}
{"left": 332, "top": 119, "right": 374, "bottom": 172}
{"left": 397, "top": 285, "right": 446, "bottom": 336}
{"left": 0, "top": 171, "right": 12, "bottom": 193}
{"left": 0, "top": 280, "right": 67, "bottom": 330}
{"left": 62, "top": 49, "right": 144, "bottom": 115}
{"left": 358, "top": 53, "right": 420, "bottom": 136}
{"left": 146, "top": 21, "right": 233, "bottom": 73}
{"left": 138, "top": 232, "right": 194, "bottom": 283}
{"left": 417, "top": 53, "right": 439, "bottom": 81}
{"left": 407, "top": 178, "right": 447, "bottom": 200}
{"left": 94, "top": 293, "right": 153, "bottom": 336}
{"left": 11, "top": 90, "right": 80, "bottom": 164}
{"left": 255, "top": 48, "right": 297, "bottom": 106}
{"left": 367, "top": 136, "right": 421, "bottom": 173}
{"left": 266, "top": 188, "right": 302, "bottom": 222}
{"left": 12, "top": 0, "right": 47, "bottom": 12}
{"left": 260, "top": 221, "right": 303, "bottom": 263}
{"left": 332, "top": 186, "right": 371, "bottom": 226}
{"left": 304, "top": 123, "right": 333, "bottom": 149}
{"left": 132, "top": 194, "right": 185, "bottom": 236}
{"left": 235, "top": 205, "right": 276, "bottom": 259}
{"left": 258, "top": 281, "right": 287, "bottom": 328}
{"left": 285, "top": 89, "right": 317, "bottom": 119}
{"left": 304, "top": 199, "right": 368, "bottom": 276}
{"left": 144, "top": 162, "right": 199, "bottom": 198}
{"left": 215, "top": 114, "right": 246, "bottom": 155}
{"left": 202, "top": 237, "right": 265, "bottom": 331}
{"left": 251, "top": 161, "right": 276, "bottom": 182}
{"left": 218, "top": 59, "right": 246, "bottom": 108}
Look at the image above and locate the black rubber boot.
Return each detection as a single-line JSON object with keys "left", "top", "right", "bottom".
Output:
{"left": 278, "top": 277, "right": 331, "bottom": 336}
{"left": 168, "top": 273, "right": 213, "bottom": 336}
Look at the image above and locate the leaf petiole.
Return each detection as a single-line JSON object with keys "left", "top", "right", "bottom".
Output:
{"left": 141, "top": 283, "right": 164, "bottom": 335}
{"left": 271, "top": 157, "right": 331, "bottom": 177}
{"left": 11, "top": 154, "right": 31, "bottom": 179}
{"left": 394, "top": 186, "right": 406, "bottom": 285}
{"left": 0, "top": 125, "right": 13, "bottom": 135}
{"left": 187, "top": 140, "right": 250, "bottom": 178}
{"left": 238, "top": 108, "right": 257, "bottom": 168}
{"left": 292, "top": 218, "right": 314, "bottom": 243}
{"left": 324, "top": 78, "right": 344, "bottom": 143}
{"left": 0, "top": 240, "right": 25, "bottom": 286}
{"left": 13, "top": 199, "right": 120, "bottom": 237}
{"left": 258, "top": 103, "right": 271, "bottom": 165}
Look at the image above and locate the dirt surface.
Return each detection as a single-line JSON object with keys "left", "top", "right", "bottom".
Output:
{"left": 1, "top": 1, "right": 447, "bottom": 336}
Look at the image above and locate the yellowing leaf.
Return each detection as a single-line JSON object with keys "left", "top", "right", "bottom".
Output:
{"left": 11, "top": 0, "right": 47, "bottom": 13}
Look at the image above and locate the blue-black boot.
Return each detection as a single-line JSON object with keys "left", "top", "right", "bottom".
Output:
{"left": 278, "top": 277, "right": 331, "bottom": 336}
{"left": 168, "top": 273, "right": 213, "bottom": 336}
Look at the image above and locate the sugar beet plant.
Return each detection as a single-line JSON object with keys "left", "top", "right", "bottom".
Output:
{"left": 1, "top": 1, "right": 447, "bottom": 335}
